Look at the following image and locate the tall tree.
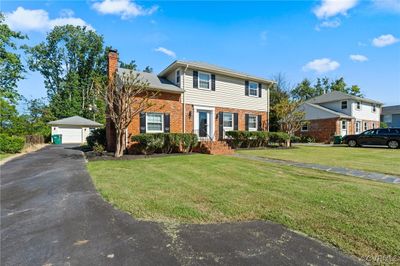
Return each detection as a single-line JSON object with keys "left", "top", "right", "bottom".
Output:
{"left": 272, "top": 98, "right": 306, "bottom": 147}
{"left": 119, "top": 60, "right": 137, "bottom": 70}
{"left": 143, "top": 66, "right": 153, "bottom": 73}
{"left": 269, "top": 73, "right": 291, "bottom": 131}
{"left": 24, "top": 25, "right": 106, "bottom": 122}
{"left": 0, "top": 13, "right": 26, "bottom": 104}
{"left": 97, "top": 71, "right": 158, "bottom": 157}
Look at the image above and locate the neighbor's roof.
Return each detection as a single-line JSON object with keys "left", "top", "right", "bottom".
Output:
{"left": 381, "top": 105, "right": 400, "bottom": 115}
{"left": 158, "top": 60, "right": 275, "bottom": 85}
{"left": 307, "top": 91, "right": 382, "bottom": 105}
{"left": 304, "top": 102, "right": 353, "bottom": 119}
{"left": 48, "top": 116, "right": 102, "bottom": 127}
{"left": 117, "top": 68, "right": 183, "bottom": 93}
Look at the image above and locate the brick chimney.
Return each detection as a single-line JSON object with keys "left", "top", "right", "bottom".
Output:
{"left": 107, "top": 49, "right": 118, "bottom": 80}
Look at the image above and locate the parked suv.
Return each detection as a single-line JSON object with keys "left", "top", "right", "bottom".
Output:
{"left": 342, "top": 128, "right": 400, "bottom": 149}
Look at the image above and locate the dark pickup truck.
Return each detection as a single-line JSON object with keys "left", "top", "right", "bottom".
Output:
{"left": 342, "top": 128, "right": 400, "bottom": 149}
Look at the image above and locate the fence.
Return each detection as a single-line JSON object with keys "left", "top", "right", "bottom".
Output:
{"left": 25, "top": 135, "right": 45, "bottom": 145}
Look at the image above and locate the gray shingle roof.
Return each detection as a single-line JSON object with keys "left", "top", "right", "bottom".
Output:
{"left": 307, "top": 91, "right": 382, "bottom": 105}
{"left": 382, "top": 105, "right": 400, "bottom": 115}
{"left": 117, "top": 68, "right": 183, "bottom": 93}
{"left": 158, "top": 60, "right": 275, "bottom": 85}
{"left": 48, "top": 116, "right": 102, "bottom": 127}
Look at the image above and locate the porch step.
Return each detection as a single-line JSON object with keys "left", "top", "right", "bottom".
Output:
{"left": 197, "top": 141, "right": 235, "bottom": 155}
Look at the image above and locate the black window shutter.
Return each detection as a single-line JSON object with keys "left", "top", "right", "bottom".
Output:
{"left": 234, "top": 113, "right": 238, "bottom": 130}
{"left": 258, "top": 115, "right": 262, "bottom": 131}
{"left": 219, "top": 112, "right": 224, "bottom": 140}
{"left": 245, "top": 81, "right": 249, "bottom": 96}
{"left": 211, "top": 74, "right": 216, "bottom": 91}
{"left": 164, "top": 113, "right": 170, "bottom": 133}
{"left": 140, "top": 112, "right": 146, "bottom": 133}
{"left": 258, "top": 83, "right": 262, "bottom": 98}
{"left": 245, "top": 114, "right": 249, "bottom": 131}
{"left": 193, "top": 71, "right": 198, "bottom": 88}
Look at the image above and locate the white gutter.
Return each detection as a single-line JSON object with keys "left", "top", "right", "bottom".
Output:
{"left": 267, "top": 86, "right": 270, "bottom": 132}
{"left": 182, "top": 64, "right": 189, "bottom": 133}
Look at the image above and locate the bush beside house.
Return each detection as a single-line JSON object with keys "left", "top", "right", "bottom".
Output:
{"left": 0, "top": 134, "right": 25, "bottom": 153}
{"left": 225, "top": 131, "right": 290, "bottom": 148}
{"left": 131, "top": 133, "right": 198, "bottom": 155}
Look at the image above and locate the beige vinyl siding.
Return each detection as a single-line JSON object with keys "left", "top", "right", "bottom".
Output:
{"left": 183, "top": 69, "right": 268, "bottom": 112}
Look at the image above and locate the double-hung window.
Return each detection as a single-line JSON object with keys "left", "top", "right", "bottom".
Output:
{"left": 341, "top": 101, "right": 347, "bottom": 109}
{"left": 364, "top": 122, "right": 368, "bottom": 131}
{"left": 372, "top": 104, "right": 376, "bottom": 112}
{"left": 356, "top": 121, "right": 361, "bottom": 133}
{"left": 248, "top": 115, "right": 257, "bottom": 131}
{"left": 146, "top": 113, "right": 163, "bottom": 133}
{"left": 356, "top": 101, "right": 361, "bottom": 110}
{"left": 249, "top": 82, "right": 258, "bottom": 97}
{"left": 198, "top": 72, "right": 210, "bottom": 89}
{"left": 176, "top": 70, "right": 180, "bottom": 85}
{"left": 301, "top": 123, "right": 309, "bottom": 131}
{"left": 223, "top": 113, "right": 233, "bottom": 129}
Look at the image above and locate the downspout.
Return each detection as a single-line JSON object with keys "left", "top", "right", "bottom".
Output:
{"left": 267, "top": 84, "right": 271, "bottom": 132}
{"left": 182, "top": 64, "right": 189, "bottom": 133}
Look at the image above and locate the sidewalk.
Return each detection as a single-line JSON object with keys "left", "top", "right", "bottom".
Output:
{"left": 233, "top": 154, "right": 400, "bottom": 184}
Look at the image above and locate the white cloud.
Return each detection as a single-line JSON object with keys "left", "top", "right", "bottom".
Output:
{"left": 154, "top": 47, "right": 176, "bottom": 58}
{"left": 302, "top": 58, "right": 340, "bottom": 73}
{"left": 314, "top": 0, "right": 358, "bottom": 19}
{"left": 92, "top": 0, "right": 158, "bottom": 19}
{"left": 372, "top": 34, "right": 399, "bottom": 47}
{"left": 5, "top": 7, "right": 94, "bottom": 32}
{"left": 260, "top": 31, "right": 267, "bottom": 45}
{"left": 315, "top": 18, "right": 341, "bottom": 30}
{"left": 357, "top": 41, "right": 367, "bottom": 47}
{"left": 350, "top": 54, "right": 368, "bottom": 62}
{"left": 373, "top": 0, "right": 400, "bottom": 13}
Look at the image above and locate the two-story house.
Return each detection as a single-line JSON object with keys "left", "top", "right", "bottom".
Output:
{"left": 299, "top": 91, "right": 382, "bottom": 143}
{"left": 106, "top": 50, "right": 273, "bottom": 152}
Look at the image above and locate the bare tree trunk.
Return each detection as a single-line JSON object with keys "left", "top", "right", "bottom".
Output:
{"left": 115, "top": 129, "right": 123, "bottom": 157}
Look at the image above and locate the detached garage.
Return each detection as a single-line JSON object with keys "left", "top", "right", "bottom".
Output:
{"left": 48, "top": 116, "right": 102, "bottom": 144}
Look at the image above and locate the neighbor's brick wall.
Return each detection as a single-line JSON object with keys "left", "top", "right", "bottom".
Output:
{"left": 184, "top": 104, "right": 268, "bottom": 140}
{"left": 299, "top": 118, "right": 339, "bottom": 143}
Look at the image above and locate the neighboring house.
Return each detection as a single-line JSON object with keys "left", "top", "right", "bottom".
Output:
{"left": 299, "top": 91, "right": 382, "bottom": 143}
{"left": 106, "top": 50, "right": 273, "bottom": 151}
{"left": 381, "top": 105, "right": 400, "bottom": 128}
{"left": 49, "top": 116, "right": 102, "bottom": 144}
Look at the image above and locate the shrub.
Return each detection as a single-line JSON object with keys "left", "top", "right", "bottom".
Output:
{"left": 131, "top": 133, "right": 198, "bottom": 155}
{"left": 93, "top": 142, "right": 105, "bottom": 156}
{"left": 225, "top": 131, "right": 269, "bottom": 148}
{"left": 268, "top": 132, "right": 290, "bottom": 146}
{"left": 86, "top": 128, "right": 106, "bottom": 148}
{"left": 290, "top": 135, "right": 301, "bottom": 143}
{"left": 0, "top": 134, "right": 25, "bottom": 153}
{"left": 300, "top": 136, "right": 315, "bottom": 143}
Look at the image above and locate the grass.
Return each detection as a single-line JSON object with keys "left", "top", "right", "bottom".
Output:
{"left": 237, "top": 146, "right": 400, "bottom": 176}
{"left": 0, "top": 153, "right": 13, "bottom": 161}
{"left": 88, "top": 154, "right": 400, "bottom": 259}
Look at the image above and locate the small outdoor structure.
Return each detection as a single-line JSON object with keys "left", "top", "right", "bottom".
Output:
{"left": 48, "top": 116, "right": 102, "bottom": 144}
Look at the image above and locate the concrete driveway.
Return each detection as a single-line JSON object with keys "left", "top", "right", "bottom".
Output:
{"left": 1, "top": 145, "right": 363, "bottom": 265}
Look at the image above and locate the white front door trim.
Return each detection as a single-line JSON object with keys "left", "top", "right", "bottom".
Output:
{"left": 193, "top": 105, "right": 215, "bottom": 140}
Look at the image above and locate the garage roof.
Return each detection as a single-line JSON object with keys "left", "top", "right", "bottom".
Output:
{"left": 48, "top": 116, "right": 102, "bottom": 127}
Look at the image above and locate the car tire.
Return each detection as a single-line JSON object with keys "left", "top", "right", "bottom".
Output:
{"left": 348, "top": 139, "right": 357, "bottom": 147}
{"left": 388, "top": 140, "right": 399, "bottom": 149}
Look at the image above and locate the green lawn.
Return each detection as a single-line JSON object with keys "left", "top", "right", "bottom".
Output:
{"left": 237, "top": 146, "right": 400, "bottom": 176}
{"left": 88, "top": 154, "right": 400, "bottom": 259}
{"left": 0, "top": 153, "right": 13, "bottom": 161}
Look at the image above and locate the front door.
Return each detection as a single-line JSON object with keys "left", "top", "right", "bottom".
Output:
{"left": 199, "top": 111, "right": 209, "bottom": 137}
{"left": 340, "top": 120, "right": 347, "bottom": 136}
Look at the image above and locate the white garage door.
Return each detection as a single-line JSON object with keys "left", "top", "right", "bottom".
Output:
{"left": 58, "top": 127, "right": 82, "bottom": 143}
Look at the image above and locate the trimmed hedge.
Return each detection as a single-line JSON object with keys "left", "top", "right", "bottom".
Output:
{"left": 131, "top": 133, "right": 198, "bottom": 155}
{"left": 0, "top": 134, "right": 25, "bottom": 153}
{"left": 86, "top": 128, "right": 107, "bottom": 148}
{"left": 225, "top": 131, "right": 290, "bottom": 148}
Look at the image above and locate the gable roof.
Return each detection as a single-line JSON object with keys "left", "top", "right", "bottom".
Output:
{"left": 307, "top": 91, "right": 382, "bottom": 105}
{"left": 158, "top": 60, "right": 275, "bottom": 85}
{"left": 48, "top": 116, "right": 102, "bottom": 127}
{"left": 117, "top": 68, "right": 183, "bottom": 94}
{"left": 302, "top": 102, "right": 353, "bottom": 119}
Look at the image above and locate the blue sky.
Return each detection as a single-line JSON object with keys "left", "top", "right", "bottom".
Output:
{"left": 3, "top": 0, "right": 400, "bottom": 106}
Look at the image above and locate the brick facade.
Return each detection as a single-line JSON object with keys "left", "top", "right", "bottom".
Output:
{"left": 299, "top": 118, "right": 380, "bottom": 143}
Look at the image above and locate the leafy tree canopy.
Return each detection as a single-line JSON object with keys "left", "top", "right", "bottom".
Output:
{"left": 291, "top": 77, "right": 363, "bottom": 101}
{"left": 0, "top": 13, "right": 27, "bottom": 104}
{"left": 24, "top": 25, "right": 106, "bottom": 122}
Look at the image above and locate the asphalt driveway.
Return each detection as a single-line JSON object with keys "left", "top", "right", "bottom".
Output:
{"left": 1, "top": 145, "right": 363, "bottom": 265}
